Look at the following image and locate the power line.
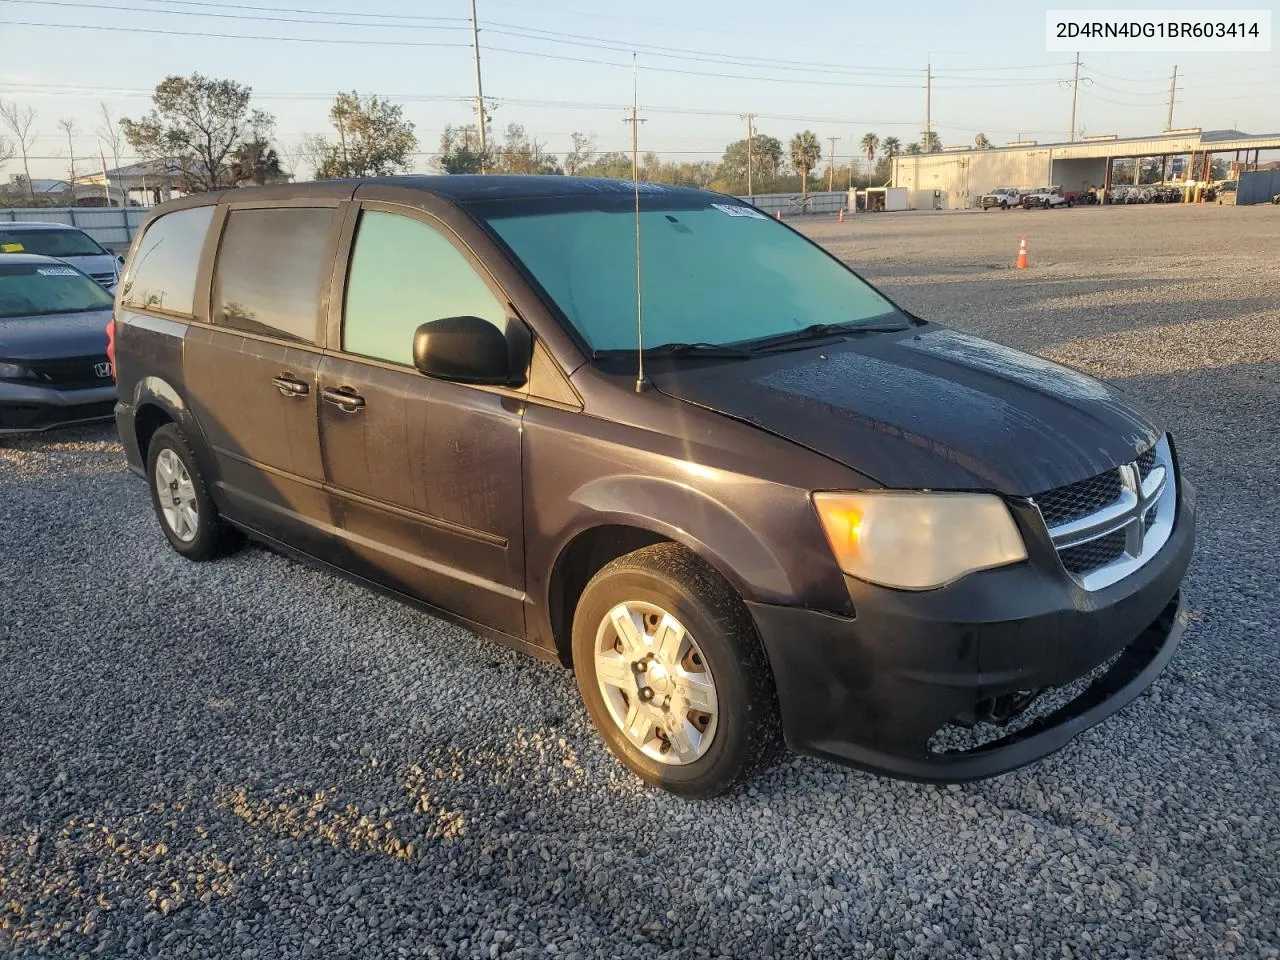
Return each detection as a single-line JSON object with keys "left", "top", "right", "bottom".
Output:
{"left": 0, "top": 4, "right": 1083, "bottom": 87}
{"left": 0, "top": 0, "right": 471, "bottom": 29}
{"left": 0, "top": 18, "right": 471, "bottom": 47}
{"left": 130, "top": 0, "right": 466, "bottom": 21}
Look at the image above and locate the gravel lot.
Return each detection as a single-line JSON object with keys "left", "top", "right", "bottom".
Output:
{"left": 2, "top": 204, "right": 1277, "bottom": 959}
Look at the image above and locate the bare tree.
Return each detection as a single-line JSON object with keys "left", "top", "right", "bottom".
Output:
{"left": 96, "top": 102, "right": 125, "bottom": 205}
{"left": 0, "top": 99, "right": 37, "bottom": 202}
{"left": 58, "top": 118, "right": 80, "bottom": 193}
{"left": 297, "top": 134, "right": 329, "bottom": 181}
{"left": 276, "top": 139, "right": 302, "bottom": 182}
{"left": 0, "top": 134, "right": 14, "bottom": 170}
{"left": 564, "top": 131, "right": 595, "bottom": 176}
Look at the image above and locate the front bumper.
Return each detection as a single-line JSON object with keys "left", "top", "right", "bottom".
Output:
{"left": 0, "top": 382, "right": 117, "bottom": 434}
{"left": 749, "top": 477, "right": 1195, "bottom": 782}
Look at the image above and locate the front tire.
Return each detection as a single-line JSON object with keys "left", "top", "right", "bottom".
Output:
{"left": 146, "top": 423, "right": 238, "bottom": 561}
{"left": 572, "top": 543, "right": 781, "bottom": 797}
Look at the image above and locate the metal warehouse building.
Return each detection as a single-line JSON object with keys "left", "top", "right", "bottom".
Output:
{"left": 891, "top": 128, "right": 1280, "bottom": 210}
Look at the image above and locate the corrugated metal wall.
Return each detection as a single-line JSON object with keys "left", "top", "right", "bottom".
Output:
{"left": 1051, "top": 158, "right": 1108, "bottom": 193}
{"left": 892, "top": 152, "right": 1053, "bottom": 209}
{"left": 736, "top": 191, "right": 848, "bottom": 215}
{"left": 1237, "top": 170, "right": 1280, "bottom": 205}
{"left": 0, "top": 206, "right": 149, "bottom": 248}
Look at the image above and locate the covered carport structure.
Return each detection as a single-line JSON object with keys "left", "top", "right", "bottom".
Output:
{"left": 891, "top": 129, "right": 1280, "bottom": 209}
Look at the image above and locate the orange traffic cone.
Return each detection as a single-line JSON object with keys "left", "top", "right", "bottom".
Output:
{"left": 838, "top": 208, "right": 845, "bottom": 222}
{"left": 1015, "top": 236, "right": 1028, "bottom": 269}
{"left": 775, "top": 209, "right": 782, "bottom": 220}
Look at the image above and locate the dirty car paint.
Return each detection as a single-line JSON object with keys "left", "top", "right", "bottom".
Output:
{"left": 648, "top": 324, "right": 1160, "bottom": 497}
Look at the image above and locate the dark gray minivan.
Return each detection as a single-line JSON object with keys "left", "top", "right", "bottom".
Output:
{"left": 111, "top": 177, "right": 1194, "bottom": 796}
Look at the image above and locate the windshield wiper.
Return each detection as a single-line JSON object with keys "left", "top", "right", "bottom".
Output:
{"left": 596, "top": 341, "right": 753, "bottom": 359}
{"left": 745, "top": 321, "right": 910, "bottom": 353}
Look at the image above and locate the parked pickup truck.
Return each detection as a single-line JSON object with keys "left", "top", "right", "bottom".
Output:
{"left": 979, "top": 187, "right": 1022, "bottom": 210}
{"left": 1021, "top": 186, "right": 1072, "bottom": 209}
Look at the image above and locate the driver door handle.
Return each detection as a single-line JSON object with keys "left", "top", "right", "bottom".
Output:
{"left": 322, "top": 386, "right": 366, "bottom": 413}
{"left": 271, "top": 374, "right": 309, "bottom": 398}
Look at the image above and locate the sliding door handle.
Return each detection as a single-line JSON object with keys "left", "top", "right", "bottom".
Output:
{"left": 271, "top": 375, "right": 309, "bottom": 398}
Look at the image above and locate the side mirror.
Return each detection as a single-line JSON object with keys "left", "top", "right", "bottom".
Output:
{"left": 116, "top": 254, "right": 126, "bottom": 267}
{"left": 412, "top": 316, "right": 530, "bottom": 387}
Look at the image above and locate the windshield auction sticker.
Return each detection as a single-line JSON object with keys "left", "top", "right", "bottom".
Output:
{"left": 1047, "top": 10, "right": 1271, "bottom": 51}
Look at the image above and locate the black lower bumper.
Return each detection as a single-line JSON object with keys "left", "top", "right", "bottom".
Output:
{"left": 749, "top": 479, "right": 1195, "bottom": 783}
{"left": 0, "top": 385, "right": 117, "bottom": 434}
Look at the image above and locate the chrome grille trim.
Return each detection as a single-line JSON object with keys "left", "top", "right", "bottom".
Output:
{"left": 1033, "top": 436, "right": 1176, "bottom": 591}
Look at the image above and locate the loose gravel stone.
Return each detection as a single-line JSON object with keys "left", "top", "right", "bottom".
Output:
{"left": 0, "top": 204, "right": 1276, "bottom": 959}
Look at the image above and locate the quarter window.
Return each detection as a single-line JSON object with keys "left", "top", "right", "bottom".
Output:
{"left": 343, "top": 210, "right": 506, "bottom": 366}
{"left": 212, "top": 207, "right": 335, "bottom": 343}
{"left": 121, "top": 205, "right": 214, "bottom": 316}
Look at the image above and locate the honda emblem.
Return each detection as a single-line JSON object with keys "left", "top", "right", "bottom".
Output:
{"left": 94, "top": 361, "right": 112, "bottom": 378}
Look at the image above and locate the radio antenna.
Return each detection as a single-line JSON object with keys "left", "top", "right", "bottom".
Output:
{"left": 628, "top": 52, "right": 648, "bottom": 393}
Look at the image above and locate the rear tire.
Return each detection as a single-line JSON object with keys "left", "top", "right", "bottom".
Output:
{"left": 146, "top": 423, "right": 238, "bottom": 561}
{"left": 571, "top": 543, "right": 781, "bottom": 797}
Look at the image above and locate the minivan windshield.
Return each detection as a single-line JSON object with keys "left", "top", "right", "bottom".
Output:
{"left": 485, "top": 202, "right": 903, "bottom": 353}
{"left": 0, "top": 262, "right": 115, "bottom": 318}
{"left": 0, "top": 228, "right": 107, "bottom": 258}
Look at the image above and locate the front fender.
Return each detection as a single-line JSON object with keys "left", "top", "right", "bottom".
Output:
{"left": 564, "top": 474, "right": 796, "bottom": 603}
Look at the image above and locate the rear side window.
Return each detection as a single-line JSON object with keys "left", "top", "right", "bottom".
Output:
{"left": 212, "top": 207, "right": 335, "bottom": 344}
{"left": 342, "top": 210, "right": 506, "bottom": 366}
{"left": 121, "top": 205, "right": 214, "bottom": 315}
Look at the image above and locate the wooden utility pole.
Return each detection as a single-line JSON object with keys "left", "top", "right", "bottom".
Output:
{"left": 1166, "top": 64, "right": 1178, "bottom": 131}
{"left": 827, "top": 136, "right": 839, "bottom": 191}
{"left": 740, "top": 113, "right": 756, "bottom": 197}
{"left": 470, "top": 0, "right": 488, "bottom": 171}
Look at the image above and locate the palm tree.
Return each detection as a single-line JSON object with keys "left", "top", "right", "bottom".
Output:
{"left": 974, "top": 132, "right": 992, "bottom": 149}
{"left": 230, "top": 138, "right": 283, "bottom": 185}
{"left": 922, "top": 131, "right": 942, "bottom": 153}
{"left": 859, "top": 132, "right": 879, "bottom": 171}
{"left": 905, "top": 142, "right": 922, "bottom": 155}
{"left": 789, "top": 130, "right": 822, "bottom": 195}
{"left": 881, "top": 137, "right": 901, "bottom": 160}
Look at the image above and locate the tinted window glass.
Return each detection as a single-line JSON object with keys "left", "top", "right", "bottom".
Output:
{"left": 0, "top": 228, "right": 106, "bottom": 257}
{"left": 213, "top": 207, "right": 334, "bottom": 343}
{"left": 343, "top": 210, "right": 506, "bottom": 366}
{"left": 0, "top": 262, "right": 114, "bottom": 319}
{"left": 121, "top": 205, "right": 214, "bottom": 315}
{"left": 487, "top": 205, "right": 897, "bottom": 352}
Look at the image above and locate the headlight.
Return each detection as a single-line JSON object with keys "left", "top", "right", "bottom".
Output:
{"left": 0, "top": 361, "right": 35, "bottom": 380}
{"left": 813, "top": 491, "right": 1027, "bottom": 590}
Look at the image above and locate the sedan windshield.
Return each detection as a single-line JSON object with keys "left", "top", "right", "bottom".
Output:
{"left": 0, "top": 262, "right": 115, "bottom": 318}
{"left": 485, "top": 202, "right": 902, "bottom": 352}
{"left": 0, "top": 228, "right": 106, "bottom": 258}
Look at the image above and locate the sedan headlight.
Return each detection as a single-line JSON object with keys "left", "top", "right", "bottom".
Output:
{"left": 813, "top": 491, "right": 1027, "bottom": 590}
{"left": 0, "top": 361, "right": 35, "bottom": 380}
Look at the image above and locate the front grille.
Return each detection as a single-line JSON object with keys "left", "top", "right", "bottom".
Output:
{"left": 1136, "top": 446, "right": 1157, "bottom": 479}
{"left": 1033, "top": 470, "right": 1122, "bottom": 527}
{"left": 29, "top": 354, "right": 112, "bottom": 390}
{"left": 1033, "top": 435, "right": 1177, "bottom": 591}
{"left": 1059, "top": 529, "right": 1126, "bottom": 573}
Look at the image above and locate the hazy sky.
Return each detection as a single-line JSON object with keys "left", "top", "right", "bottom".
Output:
{"left": 1, "top": 0, "right": 1276, "bottom": 180}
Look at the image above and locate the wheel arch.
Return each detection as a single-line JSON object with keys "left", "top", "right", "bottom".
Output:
{"left": 131, "top": 375, "right": 214, "bottom": 474}
{"left": 543, "top": 476, "right": 795, "bottom": 667}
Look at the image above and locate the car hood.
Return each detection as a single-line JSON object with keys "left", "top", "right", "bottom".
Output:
{"left": 0, "top": 309, "right": 112, "bottom": 361}
{"left": 648, "top": 325, "right": 1161, "bottom": 497}
{"left": 55, "top": 253, "right": 119, "bottom": 278}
